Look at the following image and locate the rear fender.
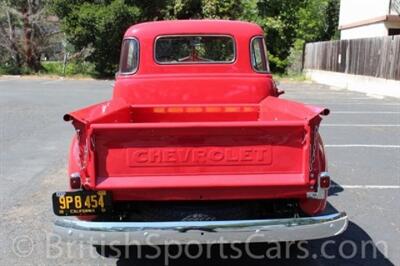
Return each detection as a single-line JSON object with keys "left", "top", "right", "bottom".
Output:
{"left": 299, "top": 133, "right": 328, "bottom": 215}
{"left": 67, "top": 135, "right": 97, "bottom": 221}
{"left": 68, "top": 135, "right": 80, "bottom": 178}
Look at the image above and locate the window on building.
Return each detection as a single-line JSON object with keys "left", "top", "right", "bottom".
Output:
{"left": 388, "top": 28, "right": 400, "bottom": 36}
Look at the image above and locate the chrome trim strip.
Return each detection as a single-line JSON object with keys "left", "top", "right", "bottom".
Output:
{"left": 54, "top": 212, "right": 348, "bottom": 245}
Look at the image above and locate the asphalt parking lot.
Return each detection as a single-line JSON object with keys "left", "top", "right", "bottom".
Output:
{"left": 0, "top": 78, "right": 399, "bottom": 265}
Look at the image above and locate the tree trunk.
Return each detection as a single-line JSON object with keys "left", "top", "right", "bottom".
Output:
{"left": 22, "top": 6, "right": 41, "bottom": 72}
{"left": 6, "top": 10, "right": 22, "bottom": 68}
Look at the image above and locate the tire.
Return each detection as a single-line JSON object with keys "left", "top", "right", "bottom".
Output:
{"left": 128, "top": 202, "right": 254, "bottom": 222}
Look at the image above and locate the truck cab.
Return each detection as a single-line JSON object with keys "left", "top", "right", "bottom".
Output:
{"left": 53, "top": 20, "right": 347, "bottom": 245}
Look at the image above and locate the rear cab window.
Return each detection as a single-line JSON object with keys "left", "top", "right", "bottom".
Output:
{"left": 119, "top": 38, "right": 139, "bottom": 74}
{"left": 251, "top": 37, "right": 270, "bottom": 73}
{"left": 155, "top": 35, "right": 235, "bottom": 64}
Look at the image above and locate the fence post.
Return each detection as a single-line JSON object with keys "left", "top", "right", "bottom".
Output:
{"left": 301, "top": 42, "right": 306, "bottom": 72}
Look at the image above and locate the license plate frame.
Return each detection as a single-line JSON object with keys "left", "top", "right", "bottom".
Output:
{"left": 52, "top": 190, "right": 112, "bottom": 216}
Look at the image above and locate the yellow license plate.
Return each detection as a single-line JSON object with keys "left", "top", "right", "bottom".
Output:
{"left": 52, "top": 190, "right": 112, "bottom": 216}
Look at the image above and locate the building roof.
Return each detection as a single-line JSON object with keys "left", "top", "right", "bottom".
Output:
{"left": 124, "top": 19, "right": 264, "bottom": 39}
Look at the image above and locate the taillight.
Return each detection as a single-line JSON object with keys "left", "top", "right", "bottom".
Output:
{"left": 319, "top": 172, "right": 331, "bottom": 189}
{"left": 69, "top": 172, "right": 81, "bottom": 189}
{"left": 307, "top": 172, "right": 330, "bottom": 200}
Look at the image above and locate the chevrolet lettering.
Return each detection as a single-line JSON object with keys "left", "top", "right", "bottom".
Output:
{"left": 128, "top": 146, "right": 272, "bottom": 166}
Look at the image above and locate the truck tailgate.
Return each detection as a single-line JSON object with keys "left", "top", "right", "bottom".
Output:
{"left": 85, "top": 121, "right": 311, "bottom": 200}
{"left": 92, "top": 122, "right": 307, "bottom": 177}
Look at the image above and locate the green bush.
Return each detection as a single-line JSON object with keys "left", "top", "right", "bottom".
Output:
{"left": 286, "top": 39, "right": 305, "bottom": 75}
{"left": 51, "top": 0, "right": 140, "bottom": 77}
{"left": 41, "top": 61, "right": 97, "bottom": 77}
{"left": 268, "top": 52, "right": 289, "bottom": 74}
{"left": 0, "top": 62, "right": 33, "bottom": 75}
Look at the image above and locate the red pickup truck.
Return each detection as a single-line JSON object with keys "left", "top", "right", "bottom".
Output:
{"left": 53, "top": 20, "right": 347, "bottom": 245}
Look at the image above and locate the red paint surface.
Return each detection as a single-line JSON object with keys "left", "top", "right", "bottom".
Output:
{"left": 64, "top": 20, "right": 329, "bottom": 215}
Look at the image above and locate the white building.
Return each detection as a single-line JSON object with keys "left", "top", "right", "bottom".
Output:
{"left": 339, "top": 0, "right": 400, "bottom": 39}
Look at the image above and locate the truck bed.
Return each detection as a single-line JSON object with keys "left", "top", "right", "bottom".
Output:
{"left": 65, "top": 96, "right": 328, "bottom": 201}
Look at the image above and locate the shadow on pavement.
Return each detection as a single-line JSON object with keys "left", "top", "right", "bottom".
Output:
{"left": 112, "top": 223, "right": 394, "bottom": 266}
{"left": 328, "top": 180, "right": 345, "bottom": 197}
{"left": 112, "top": 220, "right": 393, "bottom": 266}
{"left": 101, "top": 182, "right": 394, "bottom": 266}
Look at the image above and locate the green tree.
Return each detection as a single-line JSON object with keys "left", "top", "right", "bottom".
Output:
{"left": 296, "top": 0, "right": 340, "bottom": 42}
{"left": 160, "top": 0, "right": 244, "bottom": 20}
{"left": 322, "top": 0, "right": 340, "bottom": 40}
{"left": 202, "top": 0, "right": 243, "bottom": 19}
{"left": 287, "top": 0, "right": 340, "bottom": 74}
{"left": 51, "top": 0, "right": 248, "bottom": 76}
{"left": 253, "top": 0, "right": 306, "bottom": 72}
{"left": 50, "top": 0, "right": 140, "bottom": 76}
{"left": 0, "top": 0, "right": 56, "bottom": 73}
{"left": 50, "top": 0, "right": 339, "bottom": 76}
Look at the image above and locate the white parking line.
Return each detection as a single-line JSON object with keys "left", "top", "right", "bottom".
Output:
{"left": 332, "top": 185, "right": 400, "bottom": 189}
{"left": 325, "top": 144, "right": 400, "bottom": 148}
{"left": 333, "top": 111, "right": 400, "bottom": 114}
{"left": 323, "top": 124, "right": 400, "bottom": 127}
{"left": 308, "top": 103, "right": 400, "bottom": 106}
{"left": 290, "top": 97, "right": 373, "bottom": 101}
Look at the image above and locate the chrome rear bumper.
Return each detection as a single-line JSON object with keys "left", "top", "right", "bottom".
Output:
{"left": 54, "top": 212, "right": 348, "bottom": 245}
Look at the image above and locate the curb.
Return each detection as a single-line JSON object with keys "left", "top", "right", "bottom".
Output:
{"left": 305, "top": 70, "right": 400, "bottom": 99}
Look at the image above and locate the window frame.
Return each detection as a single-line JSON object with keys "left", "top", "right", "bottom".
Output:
{"left": 250, "top": 36, "right": 271, "bottom": 73}
{"left": 118, "top": 37, "right": 140, "bottom": 75}
{"left": 388, "top": 28, "right": 400, "bottom": 36}
{"left": 154, "top": 34, "right": 237, "bottom": 65}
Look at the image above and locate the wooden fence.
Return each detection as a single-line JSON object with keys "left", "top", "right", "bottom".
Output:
{"left": 303, "top": 36, "right": 400, "bottom": 81}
